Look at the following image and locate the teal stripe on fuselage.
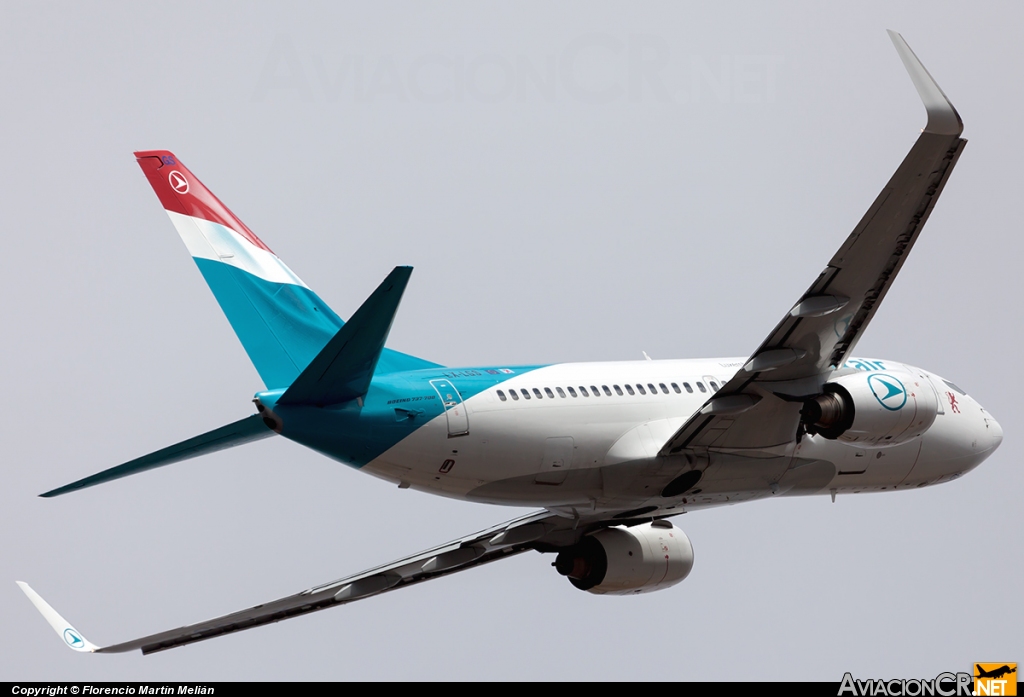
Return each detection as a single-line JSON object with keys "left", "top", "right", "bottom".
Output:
{"left": 194, "top": 258, "right": 440, "bottom": 388}
{"left": 259, "top": 365, "right": 545, "bottom": 468}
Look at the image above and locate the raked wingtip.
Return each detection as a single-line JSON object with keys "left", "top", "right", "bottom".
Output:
{"left": 887, "top": 30, "right": 963, "bottom": 136}
{"left": 17, "top": 581, "right": 101, "bottom": 653}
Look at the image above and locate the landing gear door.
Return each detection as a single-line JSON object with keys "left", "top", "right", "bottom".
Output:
{"left": 430, "top": 379, "right": 469, "bottom": 437}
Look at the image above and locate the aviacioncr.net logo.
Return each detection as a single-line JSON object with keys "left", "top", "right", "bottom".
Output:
{"left": 974, "top": 663, "right": 1017, "bottom": 696}
{"left": 868, "top": 373, "right": 907, "bottom": 411}
{"left": 839, "top": 672, "right": 973, "bottom": 696}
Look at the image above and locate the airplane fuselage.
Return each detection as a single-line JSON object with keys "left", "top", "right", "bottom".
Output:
{"left": 22, "top": 36, "right": 1009, "bottom": 656}
{"left": 257, "top": 357, "right": 1002, "bottom": 517}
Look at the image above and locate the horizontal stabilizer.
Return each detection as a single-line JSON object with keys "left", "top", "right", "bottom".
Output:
{"left": 40, "top": 414, "right": 274, "bottom": 497}
{"left": 279, "top": 266, "right": 412, "bottom": 407}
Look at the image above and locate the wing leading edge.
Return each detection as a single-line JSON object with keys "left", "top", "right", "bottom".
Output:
{"left": 659, "top": 32, "right": 966, "bottom": 456}
{"left": 18, "top": 510, "right": 589, "bottom": 655}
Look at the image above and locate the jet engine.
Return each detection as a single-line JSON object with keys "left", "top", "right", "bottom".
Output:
{"left": 801, "top": 371, "right": 939, "bottom": 447}
{"left": 554, "top": 521, "right": 694, "bottom": 595}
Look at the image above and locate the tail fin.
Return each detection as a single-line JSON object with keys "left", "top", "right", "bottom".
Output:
{"left": 134, "top": 151, "right": 438, "bottom": 388}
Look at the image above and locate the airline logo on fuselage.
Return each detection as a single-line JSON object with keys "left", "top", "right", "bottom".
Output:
{"left": 168, "top": 170, "right": 189, "bottom": 194}
{"left": 868, "top": 373, "right": 907, "bottom": 411}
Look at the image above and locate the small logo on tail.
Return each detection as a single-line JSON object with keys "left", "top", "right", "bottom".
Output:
{"left": 168, "top": 170, "right": 189, "bottom": 194}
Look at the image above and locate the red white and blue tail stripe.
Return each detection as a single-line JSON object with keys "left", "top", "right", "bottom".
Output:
{"left": 135, "top": 151, "right": 436, "bottom": 388}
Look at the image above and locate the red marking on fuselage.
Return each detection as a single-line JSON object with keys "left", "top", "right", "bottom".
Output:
{"left": 947, "top": 392, "right": 960, "bottom": 414}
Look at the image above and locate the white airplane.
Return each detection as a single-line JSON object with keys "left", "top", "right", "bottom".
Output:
{"left": 19, "top": 31, "right": 1002, "bottom": 655}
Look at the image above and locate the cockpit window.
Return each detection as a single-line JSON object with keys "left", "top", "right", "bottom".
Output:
{"left": 943, "top": 380, "right": 967, "bottom": 396}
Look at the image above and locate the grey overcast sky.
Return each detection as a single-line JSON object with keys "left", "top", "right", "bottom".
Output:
{"left": 1, "top": 1, "right": 1020, "bottom": 682}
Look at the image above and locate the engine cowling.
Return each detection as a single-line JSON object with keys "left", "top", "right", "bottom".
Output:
{"left": 554, "top": 522, "right": 694, "bottom": 595}
{"left": 801, "top": 371, "right": 939, "bottom": 448}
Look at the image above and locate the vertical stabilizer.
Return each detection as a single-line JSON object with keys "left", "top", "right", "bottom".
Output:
{"left": 135, "top": 151, "right": 438, "bottom": 387}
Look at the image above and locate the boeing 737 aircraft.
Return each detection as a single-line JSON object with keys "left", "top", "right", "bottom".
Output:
{"left": 19, "top": 32, "right": 1002, "bottom": 655}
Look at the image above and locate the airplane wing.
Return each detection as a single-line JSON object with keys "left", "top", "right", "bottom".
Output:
{"left": 660, "top": 31, "right": 966, "bottom": 455}
{"left": 19, "top": 509, "right": 589, "bottom": 655}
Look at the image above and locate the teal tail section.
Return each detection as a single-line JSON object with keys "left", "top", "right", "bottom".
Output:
{"left": 135, "top": 150, "right": 439, "bottom": 389}
{"left": 41, "top": 267, "right": 421, "bottom": 496}
{"left": 279, "top": 267, "right": 412, "bottom": 406}
{"left": 193, "top": 259, "right": 436, "bottom": 388}
{"left": 194, "top": 258, "right": 347, "bottom": 388}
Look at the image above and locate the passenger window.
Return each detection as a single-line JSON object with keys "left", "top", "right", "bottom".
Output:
{"left": 533, "top": 388, "right": 544, "bottom": 399}
{"left": 635, "top": 384, "right": 646, "bottom": 395}
{"left": 544, "top": 387, "right": 555, "bottom": 398}
{"left": 683, "top": 382, "right": 693, "bottom": 393}
{"left": 603, "top": 385, "right": 612, "bottom": 396}
{"left": 710, "top": 381, "right": 719, "bottom": 391}
{"left": 697, "top": 382, "right": 706, "bottom": 393}
{"left": 614, "top": 385, "right": 624, "bottom": 396}
{"left": 671, "top": 383, "right": 681, "bottom": 394}
{"left": 593, "top": 386, "right": 603, "bottom": 397}
{"left": 624, "top": 384, "right": 635, "bottom": 395}
{"left": 497, "top": 390, "right": 507, "bottom": 402}
{"left": 567, "top": 386, "right": 578, "bottom": 397}
{"left": 521, "top": 389, "right": 531, "bottom": 400}
{"left": 649, "top": 383, "right": 658, "bottom": 394}
{"left": 509, "top": 390, "right": 519, "bottom": 401}
{"left": 556, "top": 387, "right": 566, "bottom": 398}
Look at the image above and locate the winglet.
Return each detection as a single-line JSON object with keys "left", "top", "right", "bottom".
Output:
{"left": 16, "top": 582, "right": 101, "bottom": 653}
{"left": 888, "top": 30, "right": 963, "bottom": 136}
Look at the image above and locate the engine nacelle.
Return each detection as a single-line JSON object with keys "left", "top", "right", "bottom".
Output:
{"left": 801, "top": 371, "right": 939, "bottom": 448}
{"left": 554, "top": 522, "right": 694, "bottom": 595}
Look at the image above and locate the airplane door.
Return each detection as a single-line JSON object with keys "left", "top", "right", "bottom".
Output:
{"left": 536, "top": 437, "right": 574, "bottom": 485}
{"left": 430, "top": 379, "right": 469, "bottom": 437}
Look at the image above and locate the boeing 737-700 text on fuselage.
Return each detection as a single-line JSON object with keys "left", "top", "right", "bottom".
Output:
{"left": 18, "top": 32, "right": 1002, "bottom": 656}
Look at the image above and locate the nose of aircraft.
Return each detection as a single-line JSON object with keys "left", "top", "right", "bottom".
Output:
{"left": 986, "top": 411, "right": 1003, "bottom": 450}
{"left": 918, "top": 374, "right": 1003, "bottom": 482}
